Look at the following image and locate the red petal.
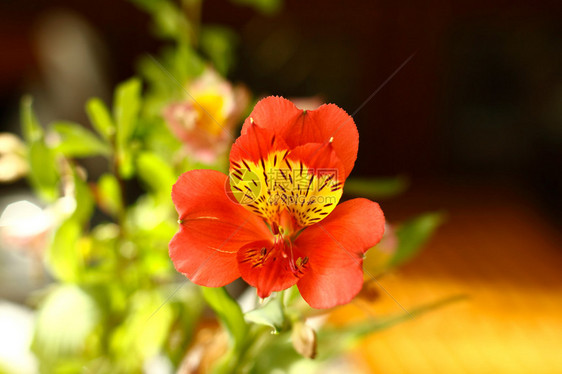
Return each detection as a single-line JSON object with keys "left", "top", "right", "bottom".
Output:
{"left": 241, "top": 96, "right": 301, "bottom": 137}
{"left": 237, "top": 240, "right": 301, "bottom": 299}
{"left": 170, "top": 170, "right": 271, "bottom": 287}
{"left": 242, "top": 96, "right": 359, "bottom": 179}
{"left": 230, "top": 121, "right": 289, "bottom": 165}
{"left": 294, "top": 198, "right": 385, "bottom": 308}
{"left": 288, "top": 142, "right": 345, "bottom": 184}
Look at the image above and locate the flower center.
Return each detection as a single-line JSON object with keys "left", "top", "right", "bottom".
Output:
{"left": 229, "top": 150, "right": 343, "bottom": 228}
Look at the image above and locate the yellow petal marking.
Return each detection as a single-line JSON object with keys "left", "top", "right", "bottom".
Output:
{"left": 229, "top": 150, "right": 343, "bottom": 227}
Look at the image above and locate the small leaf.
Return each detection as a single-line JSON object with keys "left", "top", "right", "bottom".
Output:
{"left": 174, "top": 43, "right": 205, "bottom": 82}
{"left": 97, "top": 173, "right": 123, "bottom": 217}
{"left": 200, "top": 26, "right": 238, "bottom": 75}
{"left": 51, "top": 121, "right": 110, "bottom": 158}
{"left": 28, "top": 141, "right": 59, "bottom": 202}
{"left": 245, "top": 298, "right": 284, "bottom": 333}
{"left": 114, "top": 78, "right": 142, "bottom": 145}
{"left": 344, "top": 176, "right": 409, "bottom": 199}
{"left": 114, "top": 78, "right": 142, "bottom": 178}
{"left": 86, "top": 98, "right": 115, "bottom": 140}
{"left": 230, "top": 0, "right": 283, "bottom": 15}
{"left": 20, "top": 97, "right": 59, "bottom": 201}
{"left": 201, "top": 287, "right": 248, "bottom": 348}
{"left": 136, "top": 152, "right": 176, "bottom": 198}
{"left": 389, "top": 212, "right": 445, "bottom": 267}
{"left": 109, "top": 290, "right": 174, "bottom": 367}
{"left": 46, "top": 220, "right": 82, "bottom": 282}
{"left": 70, "top": 166, "right": 95, "bottom": 225}
{"left": 151, "top": 1, "right": 191, "bottom": 43}
{"left": 20, "top": 95, "right": 43, "bottom": 143}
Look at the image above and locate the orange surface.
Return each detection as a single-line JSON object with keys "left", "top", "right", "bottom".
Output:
{"left": 332, "top": 180, "right": 562, "bottom": 374}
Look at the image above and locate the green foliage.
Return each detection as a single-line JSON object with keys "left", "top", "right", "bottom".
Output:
{"left": 200, "top": 26, "right": 238, "bottom": 75}
{"left": 21, "top": 97, "right": 59, "bottom": 201}
{"left": 97, "top": 173, "right": 124, "bottom": 218}
{"left": 114, "top": 78, "right": 142, "bottom": 179}
{"left": 21, "top": 96, "right": 43, "bottom": 143}
{"left": 230, "top": 0, "right": 283, "bottom": 15}
{"left": 389, "top": 212, "right": 445, "bottom": 267}
{"left": 86, "top": 98, "right": 116, "bottom": 141}
{"left": 201, "top": 287, "right": 248, "bottom": 348}
{"left": 51, "top": 121, "right": 110, "bottom": 158}
{"left": 136, "top": 151, "right": 177, "bottom": 199}
{"left": 344, "top": 175, "right": 409, "bottom": 199}
{"left": 245, "top": 297, "right": 285, "bottom": 333}
{"left": 110, "top": 290, "right": 174, "bottom": 371}
{"left": 27, "top": 141, "right": 59, "bottom": 202}
{"left": 46, "top": 220, "right": 83, "bottom": 282}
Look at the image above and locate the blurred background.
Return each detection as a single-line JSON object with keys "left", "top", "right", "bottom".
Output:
{"left": 0, "top": 0, "right": 561, "bottom": 373}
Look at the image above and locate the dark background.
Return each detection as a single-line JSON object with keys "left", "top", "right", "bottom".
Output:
{"left": 1, "top": 0, "right": 561, "bottom": 221}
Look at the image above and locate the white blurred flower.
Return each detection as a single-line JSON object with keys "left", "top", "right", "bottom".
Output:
{"left": 0, "top": 133, "right": 28, "bottom": 183}
{"left": 0, "top": 197, "right": 75, "bottom": 255}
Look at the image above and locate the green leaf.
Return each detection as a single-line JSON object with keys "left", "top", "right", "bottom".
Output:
{"left": 389, "top": 212, "right": 445, "bottom": 267}
{"left": 86, "top": 98, "right": 115, "bottom": 140}
{"left": 20, "top": 95, "right": 43, "bottom": 143}
{"left": 344, "top": 176, "right": 409, "bottom": 199}
{"left": 201, "top": 287, "right": 248, "bottom": 348}
{"left": 70, "top": 166, "right": 95, "bottom": 225}
{"left": 114, "top": 78, "right": 142, "bottom": 143}
{"left": 230, "top": 0, "right": 283, "bottom": 15}
{"left": 97, "top": 173, "right": 123, "bottom": 217}
{"left": 136, "top": 151, "right": 176, "bottom": 198}
{"left": 174, "top": 43, "right": 205, "bottom": 82}
{"left": 32, "top": 285, "right": 101, "bottom": 359}
{"left": 200, "top": 26, "right": 238, "bottom": 75}
{"left": 109, "top": 290, "right": 174, "bottom": 370}
{"left": 20, "top": 96, "right": 59, "bottom": 201}
{"left": 47, "top": 220, "right": 82, "bottom": 282}
{"left": 136, "top": 0, "right": 191, "bottom": 44}
{"left": 28, "top": 140, "right": 59, "bottom": 202}
{"left": 245, "top": 298, "right": 284, "bottom": 333}
{"left": 51, "top": 121, "right": 110, "bottom": 158}
{"left": 114, "top": 78, "right": 142, "bottom": 178}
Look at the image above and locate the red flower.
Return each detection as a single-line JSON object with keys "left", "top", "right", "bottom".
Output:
{"left": 169, "top": 97, "right": 385, "bottom": 308}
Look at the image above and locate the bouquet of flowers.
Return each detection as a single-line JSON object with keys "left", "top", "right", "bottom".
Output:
{"left": 1, "top": 1, "right": 458, "bottom": 372}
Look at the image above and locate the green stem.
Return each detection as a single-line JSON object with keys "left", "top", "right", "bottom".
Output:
{"left": 182, "top": 0, "right": 202, "bottom": 47}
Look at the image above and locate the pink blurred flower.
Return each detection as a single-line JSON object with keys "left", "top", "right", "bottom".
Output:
{"left": 164, "top": 69, "right": 249, "bottom": 164}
